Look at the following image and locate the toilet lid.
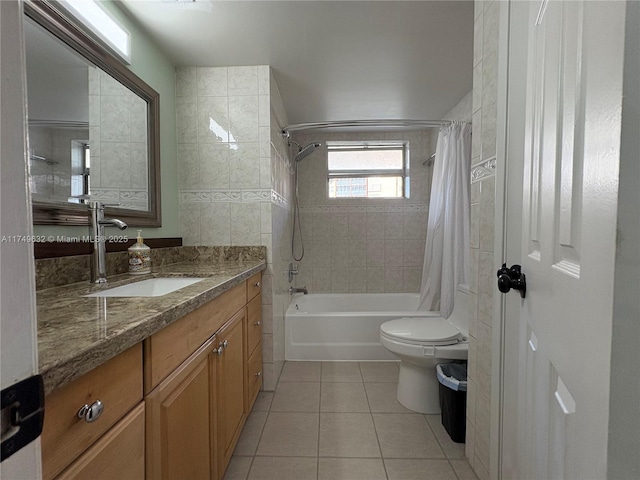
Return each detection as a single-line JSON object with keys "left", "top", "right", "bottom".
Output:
{"left": 380, "top": 317, "right": 464, "bottom": 345}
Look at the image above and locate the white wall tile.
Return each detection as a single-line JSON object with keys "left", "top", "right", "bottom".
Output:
{"left": 479, "top": 177, "right": 495, "bottom": 252}
{"left": 176, "top": 100, "right": 199, "bottom": 145}
{"left": 179, "top": 203, "right": 201, "bottom": 245}
{"left": 101, "top": 96, "right": 130, "bottom": 142}
{"left": 330, "top": 269, "right": 349, "bottom": 293}
{"left": 228, "top": 66, "right": 258, "bottom": 96}
{"left": 366, "top": 239, "right": 385, "bottom": 267}
{"left": 230, "top": 203, "right": 261, "bottom": 245}
{"left": 200, "top": 203, "right": 231, "bottom": 245}
{"left": 257, "top": 66, "right": 270, "bottom": 95}
{"left": 261, "top": 202, "right": 273, "bottom": 234}
{"left": 197, "top": 67, "right": 227, "bottom": 97}
{"left": 258, "top": 95, "right": 270, "bottom": 127}
{"left": 229, "top": 142, "right": 260, "bottom": 188}
{"left": 199, "top": 144, "right": 230, "bottom": 189}
{"left": 403, "top": 267, "right": 422, "bottom": 292}
{"left": 197, "top": 97, "right": 229, "bottom": 143}
{"left": 348, "top": 268, "right": 367, "bottom": 293}
{"left": 383, "top": 267, "right": 404, "bottom": 293}
{"left": 384, "top": 239, "right": 404, "bottom": 266}
{"left": 366, "top": 267, "right": 384, "bottom": 293}
{"left": 330, "top": 239, "right": 349, "bottom": 267}
{"left": 229, "top": 95, "right": 259, "bottom": 143}
{"left": 473, "top": 14, "right": 484, "bottom": 67}
{"left": 330, "top": 213, "right": 349, "bottom": 238}
{"left": 313, "top": 268, "right": 331, "bottom": 293}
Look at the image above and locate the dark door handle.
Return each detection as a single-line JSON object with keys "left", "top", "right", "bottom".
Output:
{"left": 496, "top": 263, "right": 526, "bottom": 298}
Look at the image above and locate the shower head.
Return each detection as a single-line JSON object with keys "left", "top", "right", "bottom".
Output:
{"left": 294, "top": 142, "right": 321, "bottom": 163}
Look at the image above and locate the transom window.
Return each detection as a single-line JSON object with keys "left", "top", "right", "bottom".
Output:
{"left": 327, "top": 141, "right": 408, "bottom": 198}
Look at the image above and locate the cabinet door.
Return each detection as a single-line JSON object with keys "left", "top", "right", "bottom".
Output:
{"left": 246, "top": 294, "right": 262, "bottom": 358}
{"left": 246, "top": 342, "right": 263, "bottom": 411}
{"left": 216, "top": 309, "right": 246, "bottom": 478}
{"left": 56, "top": 403, "right": 145, "bottom": 480}
{"left": 146, "top": 338, "right": 216, "bottom": 480}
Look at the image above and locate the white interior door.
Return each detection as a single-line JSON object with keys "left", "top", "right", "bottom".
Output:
{"left": 499, "top": 1, "right": 627, "bottom": 478}
{"left": 0, "top": 1, "right": 41, "bottom": 477}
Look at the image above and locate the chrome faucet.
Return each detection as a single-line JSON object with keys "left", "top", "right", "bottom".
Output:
{"left": 289, "top": 286, "right": 308, "bottom": 295}
{"left": 88, "top": 201, "right": 127, "bottom": 283}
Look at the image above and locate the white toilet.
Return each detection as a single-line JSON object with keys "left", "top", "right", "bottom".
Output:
{"left": 380, "top": 284, "right": 470, "bottom": 414}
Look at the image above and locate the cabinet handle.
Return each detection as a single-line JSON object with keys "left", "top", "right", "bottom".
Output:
{"left": 254, "top": 281, "right": 261, "bottom": 287}
{"left": 216, "top": 339, "right": 228, "bottom": 356}
{"left": 254, "top": 321, "right": 261, "bottom": 326}
{"left": 78, "top": 400, "right": 104, "bottom": 423}
{"left": 255, "top": 372, "right": 262, "bottom": 377}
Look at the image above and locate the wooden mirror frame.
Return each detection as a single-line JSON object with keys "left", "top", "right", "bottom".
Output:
{"left": 25, "top": 0, "right": 161, "bottom": 227}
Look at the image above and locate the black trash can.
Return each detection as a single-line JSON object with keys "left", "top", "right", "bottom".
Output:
{"left": 436, "top": 363, "right": 467, "bottom": 443}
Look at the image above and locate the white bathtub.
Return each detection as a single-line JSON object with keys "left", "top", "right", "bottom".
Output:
{"left": 285, "top": 293, "right": 439, "bottom": 361}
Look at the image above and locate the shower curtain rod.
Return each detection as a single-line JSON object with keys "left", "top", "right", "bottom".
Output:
{"left": 282, "top": 119, "right": 451, "bottom": 135}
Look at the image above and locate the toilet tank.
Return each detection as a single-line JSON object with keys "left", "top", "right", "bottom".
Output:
{"left": 447, "top": 284, "right": 470, "bottom": 336}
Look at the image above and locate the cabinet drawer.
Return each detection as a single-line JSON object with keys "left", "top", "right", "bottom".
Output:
{"left": 247, "top": 342, "right": 262, "bottom": 410}
{"left": 246, "top": 294, "right": 262, "bottom": 356}
{"left": 145, "top": 282, "right": 246, "bottom": 392}
{"left": 42, "top": 344, "right": 143, "bottom": 480}
{"left": 56, "top": 402, "right": 145, "bottom": 480}
{"left": 246, "top": 272, "right": 262, "bottom": 301}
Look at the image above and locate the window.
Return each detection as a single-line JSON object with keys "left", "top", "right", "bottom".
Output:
{"left": 58, "top": 0, "right": 131, "bottom": 64}
{"left": 327, "top": 141, "right": 409, "bottom": 198}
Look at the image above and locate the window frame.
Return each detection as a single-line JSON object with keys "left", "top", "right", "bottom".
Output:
{"left": 326, "top": 141, "right": 410, "bottom": 199}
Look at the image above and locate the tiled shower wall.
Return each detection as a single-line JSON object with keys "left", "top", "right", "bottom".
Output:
{"left": 29, "top": 126, "right": 83, "bottom": 203}
{"left": 466, "top": 1, "right": 500, "bottom": 478}
{"left": 290, "top": 130, "right": 434, "bottom": 294}
{"left": 267, "top": 71, "right": 294, "bottom": 388}
{"left": 175, "top": 65, "right": 293, "bottom": 390}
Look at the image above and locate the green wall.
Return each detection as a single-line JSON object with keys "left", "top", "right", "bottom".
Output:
{"left": 33, "top": 1, "right": 179, "bottom": 239}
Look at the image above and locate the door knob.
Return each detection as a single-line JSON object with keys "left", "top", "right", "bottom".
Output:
{"left": 496, "top": 263, "right": 526, "bottom": 298}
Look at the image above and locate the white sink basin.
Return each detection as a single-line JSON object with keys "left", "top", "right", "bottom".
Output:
{"left": 85, "top": 277, "right": 205, "bottom": 297}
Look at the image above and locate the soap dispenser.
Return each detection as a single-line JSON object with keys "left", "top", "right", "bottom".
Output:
{"left": 128, "top": 230, "right": 151, "bottom": 274}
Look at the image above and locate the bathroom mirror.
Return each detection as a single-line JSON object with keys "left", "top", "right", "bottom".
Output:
{"left": 24, "top": 0, "right": 161, "bottom": 227}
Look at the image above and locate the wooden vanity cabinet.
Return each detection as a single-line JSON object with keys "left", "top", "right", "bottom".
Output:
{"left": 144, "top": 273, "right": 262, "bottom": 480}
{"left": 41, "top": 344, "right": 143, "bottom": 480}
{"left": 41, "top": 272, "right": 263, "bottom": 480}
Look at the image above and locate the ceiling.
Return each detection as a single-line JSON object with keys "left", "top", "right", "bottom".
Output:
{"left": 119, "top": 0, "right": 474, "bottom": 127}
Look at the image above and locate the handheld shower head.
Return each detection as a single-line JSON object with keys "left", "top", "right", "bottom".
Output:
{"left": 295, "top": 142, "right": 321, "bottom": 163}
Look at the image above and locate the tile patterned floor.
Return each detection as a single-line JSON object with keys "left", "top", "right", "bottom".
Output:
{"left": 225, "top": 361, "right": 478, "bottom": 480}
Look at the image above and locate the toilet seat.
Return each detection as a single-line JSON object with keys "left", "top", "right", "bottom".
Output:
{"left": 380, "top": 317, "right": 464, "bottom": 346}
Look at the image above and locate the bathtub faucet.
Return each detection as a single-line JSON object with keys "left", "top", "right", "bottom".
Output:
{"left": 289, "top": 286, "right": 308, "bottom": 295}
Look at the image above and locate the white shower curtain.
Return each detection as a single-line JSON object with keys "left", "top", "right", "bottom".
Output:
{"left": 418, "top": 122, "right": 471, "bottom": 318}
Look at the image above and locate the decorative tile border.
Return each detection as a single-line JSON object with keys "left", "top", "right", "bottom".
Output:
{"left": 212, "top": 190, "right": 242, "bottom": 202}
{"left": 120, "top": 190, "right": 148, "bottom": 201}
{"left": 180, "top": 190, "right": 211, "bottom": 203}
{"left": 243, "top": 189, "right": 272, "bottom": 202}
{"left": 471, "top": 157, "right": 496, "bottom": 183}
{"left": 89, "top": 189, "right": 120, "bottom": 202}
{"left": 179, "top": 188, "right": 291, "bottom": 209}
{"left": 297, "top": 204, "right": 429, "bottom": 214}
{"left": 270, "top": 190, "right": 290, "bottom": 209}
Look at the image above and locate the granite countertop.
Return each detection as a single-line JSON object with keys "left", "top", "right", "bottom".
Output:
{"left": 37, "top": 259, "right": 266, "bottom": 394}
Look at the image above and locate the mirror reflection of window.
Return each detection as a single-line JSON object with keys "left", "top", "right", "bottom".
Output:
{"left": 70, "top": 140, "right": 90, "bottom": 198}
